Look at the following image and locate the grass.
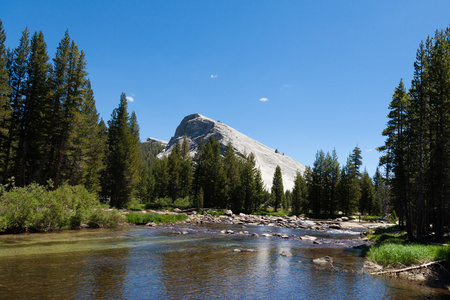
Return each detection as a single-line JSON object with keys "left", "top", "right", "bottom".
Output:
{"left": 125, "top": 212, "right": 188, "bottom": 225}
{"left": 365, "top": 225, "right": 450, "bottom": 267}
{"left": 367, "top": 243, "right": 450, "bottom": 267}
{"left": 254, "top": 209, "right": 291, "bottom": 216}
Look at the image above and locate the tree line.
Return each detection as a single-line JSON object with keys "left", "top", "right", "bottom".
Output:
{"left": 4, "top": 20, "right": 449, "bottom": 243}
{"left": 379, "top": 26, "right": 450, "bottom": 242}
{"left": 0, "top": 21, "right": 141, "bottom": 209}
{"left": 0, "top": 20, "right": 383, "bottom": 216}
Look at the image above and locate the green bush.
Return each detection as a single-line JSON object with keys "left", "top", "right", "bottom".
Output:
{"left": 88, "top": 209, "right": 125, "bottom": 228}
{"left": 0, "top": 183, "right": 99, "bottom": 232}
{"left": 155, "top": 197, "right": 173, "bottom": 208}
{"left": 173, "top": 196, "right": 192, "bottom": 209}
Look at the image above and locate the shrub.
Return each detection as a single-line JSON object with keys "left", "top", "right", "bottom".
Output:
{"left": 173, "top": 196, "right": 192, "bottom": 209}
{"left": 155, "top": 197, "right": 173, "bottom": 208}
{"left": 0, "top": 183, "right": 99, "bottom": 232}
{"left": 88, "top": 209, "right": 125, "bottom": 228}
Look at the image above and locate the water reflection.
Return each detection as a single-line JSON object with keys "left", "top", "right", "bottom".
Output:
{"left": 0, "top": 226, "right": 448, "bottom": 299}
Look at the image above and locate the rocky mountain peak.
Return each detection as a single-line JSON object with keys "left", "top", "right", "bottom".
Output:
{"left": 157, "top": 113, "right": 305, "bottom": 191}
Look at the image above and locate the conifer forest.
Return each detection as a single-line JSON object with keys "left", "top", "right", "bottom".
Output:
{"left": 0, "top": 20, "right": 449, "bottom": 241}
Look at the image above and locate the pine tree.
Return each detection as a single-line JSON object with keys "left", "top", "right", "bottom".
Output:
{"left": 179, "top": 135, "right": 192, "bottom": 198}
{"left": 0, "top": 19, "right": 11, "bottom": 179}
{"left": 372, "top": 167, "right": 384, "bottom": 216}
{"left": 193, "top": 136, "right": 226, "bottom": 208}
{"left": 167, "top": 141, "right": 182, "bottom": 200}
{"left": 79, "top": 81, "right": 106, "bottom": 193}
{"left": 16, "top": 31, "right": 51, "bottom": 185}
{"left": 105, "top": 93, "right": 140, "bottom": 207}
{"left": 359, "top": 169, "right": 375, "bottom": 215}
{"left": 3, "top": 28, "right": 30, "bottom": 182}
{"left": 271, "top": 165, "right": 284, "bottom": 212}
{"left": 337, "top": 156, "right": 360, "bottom": 215}
{"left": 309, "top": 150, "right": 325, "bottom": 214}
{"left": 223, "top": 142, "right": 240, "bottom": 210}
{"left": 380, "top": 79, "right": 410, "bottom": 228}
{"left": 351, "top": 146, "right": 363, "bottom": 178}
{"left": 292, "top": 171, "right": 307, "bottom": 216}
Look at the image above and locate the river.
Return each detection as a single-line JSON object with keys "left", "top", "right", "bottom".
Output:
{"left": 0, "top": 224, "right": 448, "bottom": 299}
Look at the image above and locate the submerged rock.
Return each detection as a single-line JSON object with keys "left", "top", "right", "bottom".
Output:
{"left": 280, "top": 250, "right": 293, "bottom": 257}
{"left": 312, "top": 256, "right": 333, "bottom": 266}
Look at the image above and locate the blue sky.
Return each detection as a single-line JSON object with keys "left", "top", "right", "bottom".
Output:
{"left": 2, "top": 1, "right": 450, "bottom": 177}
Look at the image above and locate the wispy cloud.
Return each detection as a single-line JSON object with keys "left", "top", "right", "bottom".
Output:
{"left": 260, "top": 97, "right": 269, "bottom": 102}
{"left": 282, "top": 84, "right": 292, "bottom": 88}
{"left": 210, "top": 74, "right": 218, "bottom": 78}
{"left": 367, "top": 149, "right": 373, "bottom": 152}
{"left": 126, "top": 93, "right": 135, "bottom": 102}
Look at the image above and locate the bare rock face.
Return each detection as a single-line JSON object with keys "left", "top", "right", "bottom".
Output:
{"left": 144, "top": 137, "right": 168, "bottom": 147}
{"left": 157, "top": 113, "right": 306, "bottom": 191}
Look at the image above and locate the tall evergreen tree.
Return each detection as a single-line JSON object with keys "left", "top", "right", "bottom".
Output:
{"left": 292, "top": 171, "right": 307, "bottom": 216}
{"left": 359, "top": 169, "right": 375, "bottom": 215}
{"left": 0, "top": 19, "right": 11, "bottom": 178}
{"left": 223, "top": 142, "right": 241, "bottom": 210}
{"left": 15, "top": 31, "right": 52, "bottom": 185}
{"left": 271, "top": 165, "right": 284, "bottom": 212}
{"left": 351, "top": 146, "right": 363, "bottom": 178}
{"left": 178, "top": 135, "right": 193, "bottom": 199}
{"left": 3, "top": 28, "right": 30, "bottom": 182}
{"left": 105, "top": 93, "right": 140, "bottom": 207}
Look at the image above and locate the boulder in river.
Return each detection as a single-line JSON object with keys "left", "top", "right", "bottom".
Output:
{"left": 280, "top": 250, "right": 293, "bottom": 257}
{"left": 312, "top": 256, "right": 333, "bottom": 266}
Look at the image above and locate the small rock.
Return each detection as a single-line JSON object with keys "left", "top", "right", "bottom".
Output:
{"left": 234, "top": 249, "right": 241, "bottom": 252}
{"left": 300, "top": 235, "right": 317, "bottom": 241}
{"left": 329, "top": 224, "right": 341, "bottom": 230}
{"left": 312, "top": 256, "right": 333, "bottom": 265}
{"left": 225, "top": 209, "right": 233, "bottom": 216}
{"left": 281, "top": 234, "right": 289, "bottom": 239}
{"left": 341, "top": 216, "right": 349, "bottom": 221}
{"left": 262, "top": 233, "right": 272, "bottom": 237}
{"left": 252, "top": 233, "right": 259, "bottom": 237}
{"left": 146, "top": 222, "right": 157, "bottom": 227}
{"left": 173, "top": 208, "right": 181, "bottom": 213}
{"left": 280, "top": 250, "right": 292, "bottom": 257}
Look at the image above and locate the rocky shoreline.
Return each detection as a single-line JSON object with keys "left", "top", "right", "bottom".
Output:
{"left": 176, "top": 209, "right": 391, "bottom": 232}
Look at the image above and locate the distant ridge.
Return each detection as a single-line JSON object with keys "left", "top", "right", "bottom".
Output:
{"left": 156, "top": 113, "right": 305, "bottom": 191}
{"left": 144, "top": 137, "right": 168, "bottom": 147}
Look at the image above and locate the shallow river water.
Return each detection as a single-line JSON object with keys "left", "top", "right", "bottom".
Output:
{"left": 0, "top": 224, "right": 448, "bottom": 299}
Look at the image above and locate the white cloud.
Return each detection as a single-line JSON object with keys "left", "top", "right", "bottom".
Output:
{"left": 260, "top": 97, "right": 269, "bottom": 102}
{"left": 210, "top": 74, "right": 218, "bottom": 78}
{"left": 126, "top": 96, "right": 134, "bottom": 102}
{"left": 367, "top": 149, "right": 373, "bottom": 152}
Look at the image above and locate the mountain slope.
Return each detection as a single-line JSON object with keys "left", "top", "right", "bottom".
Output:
{"left": 158, "top": 113, "right": 305, "bottom": 191}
